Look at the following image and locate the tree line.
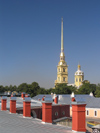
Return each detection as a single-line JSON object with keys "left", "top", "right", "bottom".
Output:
{"left": 0, "top": 82, "right": 100, "bottom": 97}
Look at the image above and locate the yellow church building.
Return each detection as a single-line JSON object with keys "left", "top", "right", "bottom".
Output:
{"left": 55, "top": 18, "right": 87, "bottom": 88}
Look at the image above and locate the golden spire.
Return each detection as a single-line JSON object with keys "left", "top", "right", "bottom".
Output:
{"left": 60, "top": 17, "right": 65, "bottom": 61}
{"left": 61, "top": 17, "right": 64, "bottom": 52}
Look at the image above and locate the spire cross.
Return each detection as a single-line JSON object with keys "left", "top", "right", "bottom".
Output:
{"left": 78, "top": 63, "right": 81, "bottom": 70}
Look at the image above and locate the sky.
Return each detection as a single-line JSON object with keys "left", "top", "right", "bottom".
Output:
{"left": 0, "top": 0, "right": 100, "bottom": 89}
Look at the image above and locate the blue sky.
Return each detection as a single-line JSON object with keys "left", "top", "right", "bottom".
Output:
{"left": 0, "top": 0, "right": 100, "bottom": 89}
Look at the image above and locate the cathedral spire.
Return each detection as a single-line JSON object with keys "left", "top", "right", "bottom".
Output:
{"left": 61, "top": 17, "right": 64, "bottom": 52}
{"left": 60, "top": 17, "right": 65, "bottom": 61}
{"left": 55, "top": 18, "right": 68, "bottom": 86}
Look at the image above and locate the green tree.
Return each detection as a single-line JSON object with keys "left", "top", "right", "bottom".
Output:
{"left": 68, "top": 86, "right": 77, "bottom": 94}
{"left": 78, "top": 83, "right": 96, "bottom": 95}
{"left": 95, "top": 84, "right": 100, "bottom": 97}
{"left": 0, "top": 85, "right": 5, "bottom": 93}
{"left": 54, "top": 83, "right": 72, "bottom": 94}
{"left": 13, "top": 85, "right": 17, "bottom": 91}
{"left": 37, "top": 88, "right": 47, "bottom": 94}
{"left": 4, "top": 86, "right": 9, "bottom": 91}
{"left": 9, "top": 85, "right": 17, "bottom": 92}
{"left": 27, "top": 82, "right": 40, "bottom": 97}
{"left": 17, "top": 83, "right": 28, "bottom": 92}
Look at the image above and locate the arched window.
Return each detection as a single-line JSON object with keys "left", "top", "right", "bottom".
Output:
{"left": 63, "top": 68, "right": 65, "bottom": 72}
{"left": 76, "top": 78, "right": 78, "bottom": 82}
{"left": 63, "top": 77, "right": 66, "bottom": 81}
{"left": 79, "top": 78, "right": 81, "bottom": 82}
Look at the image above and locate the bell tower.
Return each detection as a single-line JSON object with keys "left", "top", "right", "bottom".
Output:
{"left": 55, "top": 18, "right": 68, "bottom": 86}
{"left": 75, "top": 63, "right": 84, "bottom": 88}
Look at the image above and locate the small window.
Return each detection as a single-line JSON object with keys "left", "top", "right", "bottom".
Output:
{"left": 63, "top": 68, "right": 65, "bottom": 72}
{"left": 76, "top": 78, "right": 78, "bottom": 82}
{"left": 94, "top": 111, "right": 97, "bottom": 117}
{"left": 62, "top": 111, "right": 65, "bottom": 115}
{"left": 79, "top": 78, "right": 81, "bottom": 82}
{"left": 86, "top": 110, "right": 89, "bottom": 116}
{"left": 55, "top": 112, "right": 58, "bottom": 116}
{"left": 63, "top": 77, "right": 66, "bottom": 81}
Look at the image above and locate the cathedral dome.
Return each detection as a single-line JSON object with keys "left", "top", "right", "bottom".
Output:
{"left": 75, "top": 69, "right": 84, "bottom": 76}
{"left": 75, "top": 64, "right": 84, "bottom": 76}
